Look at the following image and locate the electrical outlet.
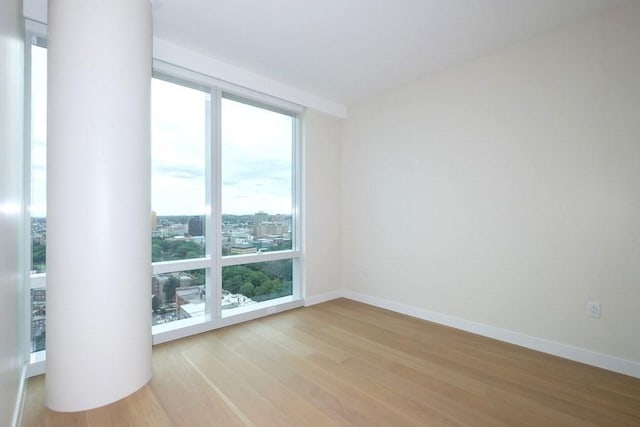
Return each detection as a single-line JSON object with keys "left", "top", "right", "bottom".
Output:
{"left": 587, "top": 302, "right": 601, "bottom": 318}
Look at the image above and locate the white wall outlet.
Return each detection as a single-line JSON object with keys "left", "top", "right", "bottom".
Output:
{"left": 587, "top": 302, "right": 601, "bottom": 318}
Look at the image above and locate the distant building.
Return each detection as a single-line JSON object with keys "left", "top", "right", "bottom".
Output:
{"left": 221, "top": 290, "right": 256, "bottom": 310}
{"left": 168, "top": 223, "right": 187, "bottom": 236}
{"left": 188, "top": 215, "right": 204, "bottom": 236}
{"left": 151, "top": 275, "right": 161, "bottom": 299}
{"left": 178, "top": 272, "right": 194, "bottom": 288}
{"left": 255, "top": 211, "right": 269, "bottom": 226}
{"left": 176, "top": 285, "right": 205, "bottom": 319}
{"left": 253, "top": 211, "right": 269, "bottom": 235}
{"left": 230, "top": 244, "right": 257, "bottom": 255}
{"left": 255, "top": 238, "right": 275, "bottom": 250}
{"left": 151, "top": 210, "right": 157, "bottom": 231}
{"left": 259, "top": 221, "right": 287, "bottom": 236}
{"left": 31, "top": 288, "right": 46, "bottom": 352}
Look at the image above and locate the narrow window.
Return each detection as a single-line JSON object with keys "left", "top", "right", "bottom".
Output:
{"left": 29, "top": 40, "right": 47, "bottom": 354}
{"left": 151, "top": 77, "right": 210, "bottom": 326}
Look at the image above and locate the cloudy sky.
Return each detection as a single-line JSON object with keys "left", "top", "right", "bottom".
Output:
{"left": 30, "top": 46, "right": 47, "bottom": 218}
{"left": 30, "top": 47, "right": 293, "bottom": 218}
{"left": 152, "top": 79, "right": 293, "bottom": 216}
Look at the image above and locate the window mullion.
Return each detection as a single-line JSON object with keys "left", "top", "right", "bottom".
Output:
{"left": 212, "top": 87, "right": 223, "bottom": 320}
{"left": 292, "top": 114, "right": 303, "bottom": 300}
{"left": 24, "top": 36, "right": 36, "bottom": 359}
{"left": 220, "top": 250, "right": 301, "bottom": 267}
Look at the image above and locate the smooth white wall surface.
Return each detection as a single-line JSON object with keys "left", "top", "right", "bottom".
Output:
{"left": 0, "top": 0, "right": 25, "bottom": 424}
{"left": 303, "top": 110, "right": 343, "bottom": 301}
{"left": 46, "top": 0, "right": 152, "bottom": 411}
{"left": 342, "top": 2, "right": 640, "bottom": 364}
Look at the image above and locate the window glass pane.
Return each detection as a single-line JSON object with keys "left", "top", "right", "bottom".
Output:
{"left": 151, "top": 219, "right": 205, "bottom": 261}
{"left": 151, "top": 78, "right": 209, "bottom": 262}
{"left": 31, "top": 288, "right": 46, "bottom": 352}
{"left": 221, "top": 97, "right": 293, "bottom": 256}
{"left": 152, "top": 269, "right": 206, "bottom": 325}
{"left": 31, "top": 45, "right": 47, "bottom": 273}
{"left": 221, "top": 259, "right": 292, "bottom": 311}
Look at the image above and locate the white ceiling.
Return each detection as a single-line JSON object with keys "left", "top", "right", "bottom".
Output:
{"left": 152, "top": 0, "right": 628, "bottom": 106}
{"left": 24, "top": 0, "right": 628, "bottom": 109}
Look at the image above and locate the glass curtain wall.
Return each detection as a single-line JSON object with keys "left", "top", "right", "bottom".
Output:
{"left": 27, "top": 42, "right": 302, "bottom": 361}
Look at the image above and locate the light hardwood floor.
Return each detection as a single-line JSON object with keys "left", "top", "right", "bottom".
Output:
{"left": 22, "top": 299, "right": 640, "bottom": 426}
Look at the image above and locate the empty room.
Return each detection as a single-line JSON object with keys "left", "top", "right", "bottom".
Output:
{"left": 1, "top": 0, "right": 639, "bottom": 426}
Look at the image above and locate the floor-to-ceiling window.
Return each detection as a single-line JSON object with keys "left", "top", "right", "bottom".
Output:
{"left": 219, "top": 95, "right": 299, "bottom": 316}
{"left": 151, "top": 77, "right": 210, "bottom": 327}
{"left": 25, "top": 33, "right": 303, "bottom": 373}
{"left": 28, "top": 37, "right": 47, "bottom": 358}
{"left": 150, "top": 71, "right": 302, "bottom": 336}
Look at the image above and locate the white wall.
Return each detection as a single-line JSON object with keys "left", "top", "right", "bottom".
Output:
{"left": 304, "top": 110, "right": 344, "bottom": 303}
{"left": 342, "top": 2, "right": 640, "bottom": 366}
{"left": 0, "top": 0, "right": 26, "bottom": 424}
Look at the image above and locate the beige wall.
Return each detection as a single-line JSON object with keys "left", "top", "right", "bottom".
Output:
{"left": 303, "top": 110, "right": 343, "bottom": 300}
{"left": 342, "top": 2, "right": 640, "bottom": 363}
{"left": 0, "top": 0, "right": 26, "bottom": 424}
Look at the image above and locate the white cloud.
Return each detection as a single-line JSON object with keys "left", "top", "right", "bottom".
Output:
{"left": 151, "top": 81, "right": 293, "bottom": 216}
{"left": 221, "top": 98, "right": 292, "bottom": 215}
{"left": 29, "top": 61, "right": 294, "bottom": 218}
{"left": 151, "top": 78, "right": 208, "bottom": 215}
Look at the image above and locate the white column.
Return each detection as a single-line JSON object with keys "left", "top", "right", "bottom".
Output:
{"left": 46, "top": 0, "right": 152, "bottom": 412}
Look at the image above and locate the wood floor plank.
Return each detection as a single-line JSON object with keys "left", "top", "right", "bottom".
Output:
{"left": 22, "top": 299, "right": 640, "bottom": 426}
{"left": 246, "top": 318, "right": 464, "bottom": 425}
{"left": 302, "top": 302, "right": 633, "bottom": 425}
{"left": 149, "top": 342, "right": 247, "bottom": 427}
{"left": 211, "top": 321, "right": 437, "bottom": 426}
{"left": 83, "top": 386, "right": 172, "bottom": 427}
{"left": 21, "top": 375, "right": 88, "bottom": 427}
{"left": 183, "top": 336, "right": 341, "bottom": 427}
{"left": 302, "top": 300, "right": 637, "bottom": 424}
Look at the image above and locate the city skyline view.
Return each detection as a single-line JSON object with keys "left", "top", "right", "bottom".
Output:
{"left": 27, "top": 42, "right": 299, "bottom": 360}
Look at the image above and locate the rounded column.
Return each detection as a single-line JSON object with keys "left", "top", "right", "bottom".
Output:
{"left": 46, "top": 0, "right": 152, "bottom": 411}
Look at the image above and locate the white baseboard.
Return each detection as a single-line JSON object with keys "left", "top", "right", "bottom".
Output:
{"left": 304, "top": 290, "right": 344, "bottom": 307}
{"left": 342, "top": 290, "right": 640, "bottom": 379}
{"left": 12, "top": 363, "right": 27, "bottom": 427}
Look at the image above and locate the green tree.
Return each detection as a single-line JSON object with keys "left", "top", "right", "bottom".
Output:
{"left": 186, "top": 250, "right": 200, "bottom": 259}
{"left": 254, "top": 278, "right": 284, "bottom": 297}
{"left": 248, "top": 270, "right": 268, "bottom": 287}
{"left": 239, "top": 282, "right": 255, "bottom": 297}
{"left": 223, "top": 266, "right": 251, "bottom": 293}
{"left": 222, "top": 260, "right": 291, "bottom": 301}
{"left": 152, "top": 244, "right": 161, "bottom": 261}
{"left": 191, "top": 269, "right": 205, "bottom": 286}
{"left": 273, "top": 240, "right": 292, "bottom": 251}
{"left": 163, "top": 276, "right": 179, "bottom": 303}
{"left": 32, "top": 241, "right": 46, "bottom": 271}
{"left": 152, "top": 295, "right": 161, "bottom": 313}
{"left": 227, "top": 275, "right": 243, "bottom": 294}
